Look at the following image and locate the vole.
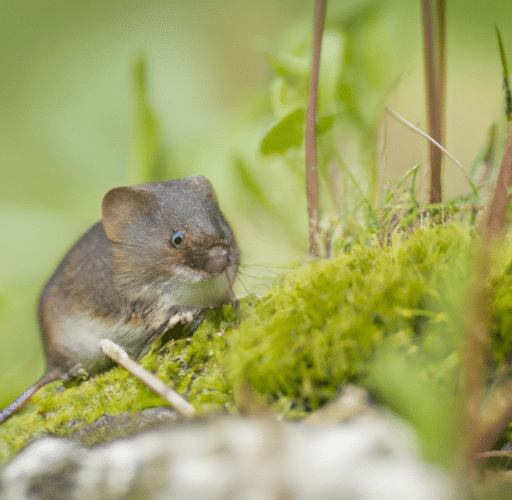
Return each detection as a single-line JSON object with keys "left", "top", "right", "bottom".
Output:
{"left": 0, "top": 175, "right": 239, "bottom": 424}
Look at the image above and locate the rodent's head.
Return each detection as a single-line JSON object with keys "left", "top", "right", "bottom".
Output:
{"left": 101, "top": 176, "right": 239, "bottom": 305}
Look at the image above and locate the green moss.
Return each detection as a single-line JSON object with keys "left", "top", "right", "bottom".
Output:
{"left": 3, "top": 220, "right": 512, "bottom": 464}
{"left": 491, "top": 260, "right": 512, "bottom": 363}
{"left": 223, "top": 222, "right": 472, "bottom": 415}
{"left": 0, "top": 303, "right": 243, "bottom": 462}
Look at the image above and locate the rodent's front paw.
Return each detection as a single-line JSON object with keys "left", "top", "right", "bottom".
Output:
{"left": 168, "top": 311, "right": 194, "bottom": 329}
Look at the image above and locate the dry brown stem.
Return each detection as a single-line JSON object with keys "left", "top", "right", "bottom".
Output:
{"left": 421, "top": 0, "right": 445, "bottom": 203}
{"left": 461, "top": 124, "right": 512, "bottom": 466}
{"left": 305, "top": 0, "right": 327, "bottom": 257}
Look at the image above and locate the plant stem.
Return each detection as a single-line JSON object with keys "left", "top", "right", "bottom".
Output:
{"left": 421, "top": 0, "right": 445, "bottom": 203}
{"left": 483, "top": 130, "right": 512, "bottom": 237}
{"left": 437, "top": 0, "right": 446, "bottom": 167}
{"left": 305, "top": 0, "right": 327, "bottom": 257}
{"left": 460, "top": 36, "right": 512, "bottom": 465}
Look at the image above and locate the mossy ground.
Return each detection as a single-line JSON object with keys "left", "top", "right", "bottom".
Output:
{"left": 2, "top": 216, "right": 512, "bottom": 465}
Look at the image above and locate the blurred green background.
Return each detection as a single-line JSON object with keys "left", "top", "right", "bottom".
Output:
{"left": 0, "top": 0, "right": 510, "bottom": 405}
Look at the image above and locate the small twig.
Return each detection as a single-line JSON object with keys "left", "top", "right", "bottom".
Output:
{"left": 100, "top": 339, "right": 196, "bottom": 418}
{"left": 305, "top": 0, "right": 327, "bottom": 257}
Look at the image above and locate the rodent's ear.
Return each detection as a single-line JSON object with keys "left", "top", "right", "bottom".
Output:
{"left": 102, "top": 186, "right": 156, "bottom": 243}
{"left": 186, "top": 175, "right": 217, "bottom": 200}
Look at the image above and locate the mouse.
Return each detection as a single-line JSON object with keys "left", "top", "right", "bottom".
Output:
{"left": 0, "top": 175, "right": 239, "bottom": 424}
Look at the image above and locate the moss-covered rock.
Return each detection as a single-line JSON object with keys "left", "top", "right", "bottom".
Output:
{"left": 2, "top": 220, "right": 512, "bottom": 465}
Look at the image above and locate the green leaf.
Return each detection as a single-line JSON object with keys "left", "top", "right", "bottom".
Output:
{"left": 260, "top": 108, "right": 306, "bottom": 155}
{"left": 270, "top": 77, "right": 308, "bottom": 119}
{"left": 497, "top": 24, "right": 509, "bottom": 78}
{"left": 264, "top": 49, "right": 309, "bottom": 77}
{"left": 496, "top": 25, "right": 512, "bottom": 121}
{"left": 470, "top": 122, "right": 497, "bottom": 182}
{"left": 318, "top": 30, "right": 345, "bottom": 114}
{"left": 316, "top": 114, "right": 336, "bottom": 136}
{"left": 127, "top": 54, "right": 168, "bottom": 184}
{"left": 232, "top": 156, "right": 274, "bottom": 213}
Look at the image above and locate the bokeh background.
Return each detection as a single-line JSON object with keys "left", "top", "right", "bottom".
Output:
{"left": 0, "top": 0, "right": 510, "bottom": 405}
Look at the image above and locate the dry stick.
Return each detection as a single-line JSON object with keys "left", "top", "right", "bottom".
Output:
{"left": 305, "top": 0, "right": 327, "bottom": 257}
{"left": 100, "top": 339, "right": 196, "bottom": 418}
{"left": 421, "top": 0, "right": 443, "bottom": 203}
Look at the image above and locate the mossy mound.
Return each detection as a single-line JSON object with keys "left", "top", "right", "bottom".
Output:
{"left": 2, "top": 220, "right": 512, "bottom": 464}
{"left": 224, "top": 222, "right": 473, "bottom": 415}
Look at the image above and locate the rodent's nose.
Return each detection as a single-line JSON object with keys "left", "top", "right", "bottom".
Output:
{"left": 205, "top": 246, "right": 229, "bottom": 275}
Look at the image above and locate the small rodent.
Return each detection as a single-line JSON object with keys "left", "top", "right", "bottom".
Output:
{"left": 0, "top": 175, "right": 239, "bottom": 424}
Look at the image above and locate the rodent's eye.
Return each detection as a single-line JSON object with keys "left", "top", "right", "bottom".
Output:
{"left": 170, "top": 231, "right": 184, "bottom": 248}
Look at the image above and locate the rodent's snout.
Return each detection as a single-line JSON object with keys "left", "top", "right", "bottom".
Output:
{"left": 205, "top": 246, "right": 229, "bottom": 276}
